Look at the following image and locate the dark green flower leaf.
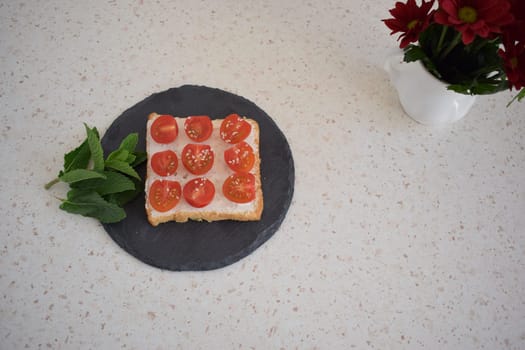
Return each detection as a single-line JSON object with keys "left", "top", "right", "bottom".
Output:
{"left": 515, "top": 89, "right": 525, "bottom": 102}
{"left": 447, "top": 84, "right": 472, "bottom": 94}
{"left": 506, "top": 88, "right": 525, "bottom": 107}
{"left": 404, "top": 45, "right": 427, "bottom": 62}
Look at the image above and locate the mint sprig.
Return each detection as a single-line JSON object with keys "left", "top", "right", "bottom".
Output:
{"left": 45, "top": 124, "right": 146, "bottom": 223}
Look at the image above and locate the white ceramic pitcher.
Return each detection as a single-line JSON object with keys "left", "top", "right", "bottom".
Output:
{"left": 384, "top": 54, "right": 476, "bottom": 126}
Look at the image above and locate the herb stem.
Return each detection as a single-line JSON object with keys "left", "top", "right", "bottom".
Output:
{"left": 45, "top": 177, "right": 60, "bottom": 190}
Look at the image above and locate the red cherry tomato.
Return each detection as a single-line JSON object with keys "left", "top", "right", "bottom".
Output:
{"left": 181, "top": 144, "right": 214, "bottom": 175}
{"left": 184, "top": 116, "right": 213, "bottom": 142}
{"left": 224, "top": 141, "right": 255, "bottom": 173}
{"left": 183, "top": 177, "right": 215, "bottom": 208}
{"left": 148, "top": 179, "right": 181, "bottom": 212}
{"left": 222, "top": 173, "right": 256, "bottom": 203}
{"left": 150, "top": 115, "right": 178, "bottom": 144}
{"left": 219, "top": 114, "right": 252, "bottom": 144}
{"left": 151, "top": 150, "right": 178, "bottom": 176}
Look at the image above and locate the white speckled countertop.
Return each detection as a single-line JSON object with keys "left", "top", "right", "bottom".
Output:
{"left": 1, "top": 1, "right": 524, "bottom": 349}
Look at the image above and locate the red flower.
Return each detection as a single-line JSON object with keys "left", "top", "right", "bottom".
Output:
{"left": 502, "top": 0, "right": 525, "bottom": 43}
{"left": 435, "top": 0, "right": 515, "bottom": 45}
{"left": 499, "top": 41, "right": 525, "bottom": 90}
{"left": 508, "top": 0, "right": 525, "bottom": 20}
{"left": 383, "top": 0, "right": 436, "bottom": 48}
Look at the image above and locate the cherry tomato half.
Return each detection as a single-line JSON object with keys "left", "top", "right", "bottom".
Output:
{"left": 183, "top": 177, "right": 215, "bottom": 208}
{"left": 151, "top": 150, "right": 178, "bottom": 176}
{"left": 184, "top": 115, "right": 213, "bottom": 142}
{"left": 149, "top": 179, "right": 181, "bottom": 212}
{"left": 222, "top": 172, "right": 256, "bottom": 204}
{"left": 151, "top": 115, "right": 178, "bottom": 144}
{"left": 181, "top": 144, "right": 214, "bottom": 175}
{"left": 219, "top": 114, "right": 252, "bottom": 144}
{"left": 224, "top": 141, "right": 255, "bottom": 173}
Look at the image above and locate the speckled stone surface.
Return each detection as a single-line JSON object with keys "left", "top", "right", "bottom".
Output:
{"left": 1, "top": 1, "right": 524, "bottom": 349}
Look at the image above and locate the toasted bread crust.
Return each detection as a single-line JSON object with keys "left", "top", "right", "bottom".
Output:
{"left": 145, "top": 113, "right": 263, "bottom": 226}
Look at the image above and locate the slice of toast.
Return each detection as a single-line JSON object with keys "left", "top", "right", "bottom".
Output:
{"left": 145, "top": 113, "right": 263, "bottom": 226}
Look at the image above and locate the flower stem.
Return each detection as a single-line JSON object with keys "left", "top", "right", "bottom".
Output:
{"left": 440, "top": 31, "right": 462, "bottom": 60}
{"left": 468, "top": 37, "right": 492, "bottom": 54}
{"left": 507, "top": 88, "right": 525, "bottom": 107}
{"left": 436, "top": 25, "right": 448, "bottom": 55}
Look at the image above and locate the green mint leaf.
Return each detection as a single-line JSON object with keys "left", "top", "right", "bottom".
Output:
{"left": 85, "top": 124, "right": 104, "bottom": 172}
{"left": 106, "top": 133, "right": 139, "bottom": 163}
{"left": 125, "top": 153, "right": 136, "bottom": 164}
{"left": 105, "top": 159, "right": 140, "bottom": 180}
{"left": 118, "top": 133, "right": 138, "bottom": 152}
{"left": 95, "top": 171, "right": 136, "bottom": 196}
{"left": 60, "top": 189, "right": 126, "bottom": 223}
{"left": 105, "top": 178, "right": 144, "bottom": 206}
{"left": 69, "top": 177, "right": 105, "bottom": 190}
{"left": 63, "top": 139, "right": 91, "bottom": 173}
{"left": 59, "top": 169, "right": 107, "bottom": 184}
{"left": 131, "top": 151, "right": 147, "bottom": 167}
{"left": 48, "top": 123, "right": 146, "bottom": 224}
{"left": 106, "top": 148, "right": 131, "bottom": 163}
{"left": 69, "top": 170, "right": 135, "bottom": 195}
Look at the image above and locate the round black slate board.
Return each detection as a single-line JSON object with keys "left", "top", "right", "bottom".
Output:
{"left": 100, "top": 85, "right": 294, "bottom": 271}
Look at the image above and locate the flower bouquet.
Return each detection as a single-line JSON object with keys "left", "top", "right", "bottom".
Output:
{"left": 383, "top": 0, "right": 524, "bottom": 106}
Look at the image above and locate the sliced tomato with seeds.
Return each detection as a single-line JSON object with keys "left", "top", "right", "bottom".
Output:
{"left": 184, "top": 115, "right": 213, "bottom": 142}
{"left": 224, "top": 141, "right": 255, "bottom": 173}
{"left": 183, "top": 177, "right": 215, "bottom": 208}
{"left": 222, "top": 172, "right": 256, "bottom": 204}
{"left": 181, "top": 144, "right": 214, "bottom": 175}
{"left": 151, "top": 115, "right": 178, "bottom": 144}
{"left": 151, "top": 150, "right": 178, "bottom": 176}
{"left": 148, "top": 179, "right": 181, "bottom": 212}
{"left": 219, "top": 113, "right": 252, "bottom": 144}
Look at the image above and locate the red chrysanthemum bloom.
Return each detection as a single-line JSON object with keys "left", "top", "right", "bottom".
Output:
{"left": 382, "top": 0, "right": 436, "bottom": 49}
{"left": 499, "top": 40, "right": 525, "bottom": 90}
{"left": 502, "top": 0, "right": 525, "bottom": 43}
{"left": 508, "top": 0, "right": 525, "bottom": 20}
{"left": 434, "top": 0, "right": 515, "bottom": 45}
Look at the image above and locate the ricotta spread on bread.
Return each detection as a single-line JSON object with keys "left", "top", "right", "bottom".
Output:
{"left": 145, "top": 112, "right": 263, "bottom": 226}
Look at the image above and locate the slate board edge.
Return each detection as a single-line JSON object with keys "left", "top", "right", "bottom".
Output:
{"left": 101, "top": 85, "right": 295, "bottom": 271}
